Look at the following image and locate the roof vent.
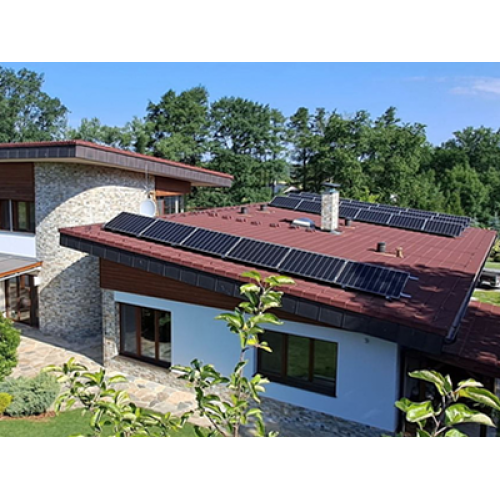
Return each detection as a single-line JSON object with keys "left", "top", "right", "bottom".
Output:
{"left": 376, "top": 242, "right": 386, "bottom": 253}
{"left": 291, "top": 217, "right": 316, "bottom": 229}
{"left": 239, "top": 207, "right": 249, "bottom": 215}
{"left": 260, "top": 204, "right": 268, "bottom": 212}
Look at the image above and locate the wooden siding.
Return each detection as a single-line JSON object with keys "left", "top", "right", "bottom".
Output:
{"left": 100, "top": 260, "right": 323, "bottom": 326}
{"left": 155, "top": 177, "right": 191, "bottom": 197}
{"left": 0, "top": 163, "right": 35, "bottom": 201}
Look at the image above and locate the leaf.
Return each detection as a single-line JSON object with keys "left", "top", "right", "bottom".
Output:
{"left": 459, "top": 387, "right": 500, "bottom": 411}
{"left": 409, "top": 370, "right": 447, "bottom": 396}
{"left": 405, "top": 401, "right": 436, "bottom": 423}
{"left": 395, "top": 397, "right": 413, "bottom": 414}
{"left": 444, "top": 429, "right": 468, "bottom": 437}
{"left": 241, "top": 271, "right": 262, "bottom": 282}
{"left": 240, "top": 283, "right": 260, "bottom": 294}
{"left": 445, "top": 403, "right": 495, "bottom": 427}
{"left": 457, "top": 379, "right": 484, "bottom": 390}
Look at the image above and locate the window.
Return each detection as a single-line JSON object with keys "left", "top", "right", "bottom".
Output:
{"left": 119, "top": 303, "right": 172, "bottom": 367}
{"left": 258, "top": 331, "right": 338, "bottom": 396}
{"left": 0, "top": 200, "right": 35, "bottom": 233}
{"left": 157, "top": 195, "right": 185, "bottom": 216}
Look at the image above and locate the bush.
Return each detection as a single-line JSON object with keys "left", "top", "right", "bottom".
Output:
{"left": 0, "top": 316, "right": 21, "bottom": 381}
{"left": 0, "top": 392, "right": 12, "bottom": 414}
{"left": 495, "top": 253, "right": 500, "bottom": 263}
{"left": 0, "top": 373, "right": 60, "bottom": 417}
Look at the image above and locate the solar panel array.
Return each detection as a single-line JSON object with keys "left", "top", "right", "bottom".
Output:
{"left": 270, "top": 193, "right": 470, "bottom": 237}
{"left": 104, "top": 212, "right": 411, "bottom": 300}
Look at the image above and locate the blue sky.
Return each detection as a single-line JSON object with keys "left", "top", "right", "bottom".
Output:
{"left": 3, "top": 62, "right": 500, "bottom": 145}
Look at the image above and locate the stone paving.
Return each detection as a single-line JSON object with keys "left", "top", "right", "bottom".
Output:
{"left": 11, "top": 324, "right": 199, "bottom": 418}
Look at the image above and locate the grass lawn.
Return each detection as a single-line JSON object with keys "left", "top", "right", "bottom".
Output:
{"left": 485, "top": 261, "right": 500, "bottom": 269}
{"left": 0, "top": 410, "right": 197, "bottom": 437}
{"left": 472, "top": 290, "right": 500, "bottom": 306}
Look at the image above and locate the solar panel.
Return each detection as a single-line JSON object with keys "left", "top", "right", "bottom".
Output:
{"left": 355, "top": 209, "right": 392, "bottom": 225}
{"left": 389, "top": 214, "right": 427, "bottom": 231}
{"left": 296, "top": 192, "right": 321, "bottom": 199}
{"left": 336, "top": 262, "right": 409, "bottom": 299}
{"left": 226, "top": 239, "right": 290, "bottom": 268}
{"left": 372, "top": 205, "right": 403, "bottom": 214}
{"left": 339, "top": 206, "right": 361, "bottom": 220}
{"left": 278, "top": 249, "right": 346, "bottom": 282}
{"left": 432, "top": 214, "right": 470, "bottom": 226}
{"left": 423, "top": 220, "right": 464, "bottom": 237}
{"left": 406, "top": 208, "right": 437, "bottom": 218}
{"left": 182, "top": 229, "right": 241, "bottom": 256}
{"left": 105, "top": 212, "right": 157, "bottom": 236}
{"left": 269, "top": 196, "right": 302, "bottom": 210}
{"left": 141, "top": 219, "right": 196, "bottom": 245}
{"left": 296, "top": 200, "right": 321, "bottom": 214}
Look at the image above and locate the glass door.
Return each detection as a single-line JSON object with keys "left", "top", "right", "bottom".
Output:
{"left": 5, "top": 275, "right": 38, "bottom": 326}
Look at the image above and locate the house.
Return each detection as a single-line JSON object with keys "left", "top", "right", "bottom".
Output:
{"left": 2, "top": 140, "right": 499, "bottom": 436}
{"left": 59, "top": 187, "right": 499, "bottom": 434}
{"left": 0, "top": 140, "right": 232, "bottom": 335}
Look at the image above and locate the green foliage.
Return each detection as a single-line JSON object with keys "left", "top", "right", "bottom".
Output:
{"left": 146, "top": 86, "right": 210, "bottom": 165}
{"left": 0, "top": 372, "right": 60, "bottom": 418}
{"left": 44, "top": 358, "right": 187, "bottom": 437}
{"left": 175, "top": 272, "right": 295, "bottom": 437}
{"left": 0, "top": 316, "right": 21, "bottom": 381}
{"left": 0, "top": 392, "right": 12, "bottom": 414}
{"left": 396, "top": 370, "right": 500, "bottom": 437}
{"left": 0, "top": 66, "right": 67, "bottom": 142}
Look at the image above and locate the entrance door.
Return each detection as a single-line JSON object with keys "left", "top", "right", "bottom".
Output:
{"left": 5, "top": 275, "right": 38, "bottom": 327}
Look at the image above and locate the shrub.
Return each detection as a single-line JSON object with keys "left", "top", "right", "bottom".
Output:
{"left": 0, "top": 373, "right": 60, "bottom": 418}
{"left": 495, "top": 253, "right": 500, "bottom": 263}
{"left": 0, "top": 392, "right": 12, "bottom": 414}
{"left": 0, "top": 316, "right": 21, "bottom": 381}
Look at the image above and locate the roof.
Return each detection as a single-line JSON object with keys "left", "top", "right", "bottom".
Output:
{"left": 442, "top": 301, "right": 500, "bottom": 378}
{"left": 0, "top": 253, "right": 42, "bottom": 280}
{"left": 59, "top": 203, "right": 496, "bottom": 346}
{"left": 0, "top": 140, "right": 233, "bottom": 188}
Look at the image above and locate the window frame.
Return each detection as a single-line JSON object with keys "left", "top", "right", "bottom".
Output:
{"left": 118, "top": 303, "right": 172, "bottom": 368}
{"left": 257, "top": 331, "right": 338, "bottom": 397}
{"left": 0, "top": 199, "right": 35, "bottom": 233}
{"left": 156, "top": 195, "right": 185, "bottom": 216}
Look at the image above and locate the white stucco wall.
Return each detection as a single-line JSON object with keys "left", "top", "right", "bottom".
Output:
{"left": 0, "top": 232, "right": 37, "bottom": 258}
{"left": 114, "top": 291, "right": 401, "bottom": 431}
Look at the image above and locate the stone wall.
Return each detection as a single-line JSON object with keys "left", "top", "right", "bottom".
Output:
{"left": 35, "top": 163, "right": 154, "bottom": 338}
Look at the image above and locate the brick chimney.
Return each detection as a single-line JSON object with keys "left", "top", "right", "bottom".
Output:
{"left": 321, "top": 183, "right": 340, "bottom": 232}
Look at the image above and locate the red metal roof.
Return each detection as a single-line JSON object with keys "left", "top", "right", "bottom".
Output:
{"left": 59, "top": 203, "right": 496, "bottom": 339}
{"left": 0, "top": 140, "right": 233, "bottom": 181}
{"left": 442, "top": 301, "right": 500, "bottom": 377}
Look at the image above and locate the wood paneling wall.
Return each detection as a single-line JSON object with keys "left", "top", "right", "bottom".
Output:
{"left": 100, "top": 260, "right": 322, "bottom": 326}
{"left": 155, "top": 177, "right": 191, "bottom": 197}
{"left": 0, "top": 163, "right": 35, "bottom": 201}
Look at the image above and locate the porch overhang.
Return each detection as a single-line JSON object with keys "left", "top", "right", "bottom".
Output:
{"left": 0, "top": 253, "right": 42, "bottom": 281}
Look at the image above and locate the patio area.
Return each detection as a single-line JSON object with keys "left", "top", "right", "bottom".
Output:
{"left": 11, "top": 324, "right": 198, "bottom": 417}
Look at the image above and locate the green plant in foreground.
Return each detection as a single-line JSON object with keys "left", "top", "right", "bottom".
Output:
{"left": 396, "top": 370, "right": 500, "bottom": 437}
{"left": 175, "top": 271, "right": 295, "bottom": 437}
{"left": 0, "top": 372, "right": 60, "bottom": 417}
{"left": 44, "top": 358, "right": 188, "bottom": 437}
{"left": 0, "top": 392, "right": 12, "bottom": 414}
{"left": 0, "top": 316, "right": 21, "bottom": 382}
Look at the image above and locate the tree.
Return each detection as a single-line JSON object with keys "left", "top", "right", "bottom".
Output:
{"left": 176, "top": 271, "right": 295, "bottom": 437}
{"left": 204, "top": 96, "right": 287, "bottom": 205}
{"left": 396, "top": 370, "right": 500, "bottom": 437}
{"left": 365, "top": 107, "right": 428, "bottom": 206}
{"left": 0, "top": 316, "right": 21, "bottom": 381}
{"left": 0, "top": 66, "right": 67, "bottom": 143}
{"left": 145, "top": 86, "right": 209, "bottom": 164}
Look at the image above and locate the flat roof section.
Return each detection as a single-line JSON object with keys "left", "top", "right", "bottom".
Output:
{"left": 0, "top": 253, "right": 42, "bottom": 280}
{"left": 0, "top": 141, "right": 233, "bottom": 188}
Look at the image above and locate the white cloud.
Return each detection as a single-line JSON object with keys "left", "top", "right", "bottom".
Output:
{"left": 405, "top": 75, "right": 500, "bottom": 98}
